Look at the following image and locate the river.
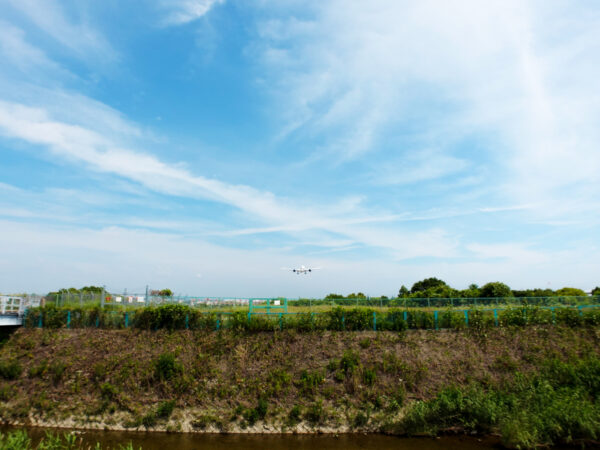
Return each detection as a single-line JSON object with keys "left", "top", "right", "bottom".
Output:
{"left": 3, "top": 428, "right": 501, "bottom": 449}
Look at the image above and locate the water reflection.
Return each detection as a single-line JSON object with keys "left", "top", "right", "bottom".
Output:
{"left": 7, "top": 428, "right": 500, "bottom": 450}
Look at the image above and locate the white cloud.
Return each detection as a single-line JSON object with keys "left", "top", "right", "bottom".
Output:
{"left": 0, "top": 99, "right": 459, "bottom": 259}
{"left": 5, "top": 0, "right": 116, "bottom": 63}
{"left": 254, "top": 0, "right": 600, "bottom": 218}
{"left": 161, "top": 0, "right": 224, "bottom": 26}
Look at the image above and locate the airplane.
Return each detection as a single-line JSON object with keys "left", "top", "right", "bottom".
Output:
{"left": 282, "top": 265, "right": 321, "bottom": 275}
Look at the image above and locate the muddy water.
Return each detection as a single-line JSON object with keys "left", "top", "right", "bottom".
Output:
{"left": 4, "top": 428, "right": 501, "bottom": 449}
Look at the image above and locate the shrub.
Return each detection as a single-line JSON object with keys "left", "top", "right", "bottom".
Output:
{"left": 340, "top": 349, "right": 360, "bottom": 375}
{"left": 378, "top": 309, "right": 407, "bottom": 331}
{"left": 299, "top": 369, "right": 324, "bottom": 394}
{"left": 100, "top": 382, "right": 118, "bottom": 401}
{"left": 0, "top": 360, "right": 22, "bottom": 380}
{"left": 154, "top": 353, "right": 182, "bottom": 381}
{"left": 353, "top": 411, "right": 368, "bottom": 428}
{"left": 288, "top": 405, "right": 302, "bottom": 425}
{"left": 362, "top": 367, "right": 377, "bottom": 386}
{"left": 156, "top": 400, "right": 175, "bottom": 419}
{"left": 304, "top": 400, "right": 325, "bottom": 425}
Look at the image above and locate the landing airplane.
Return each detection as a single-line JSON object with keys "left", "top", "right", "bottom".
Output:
{"left": 282, "top": 265, "right": 321, "bottom": 274}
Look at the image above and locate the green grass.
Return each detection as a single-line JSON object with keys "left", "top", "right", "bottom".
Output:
{"left": 393, "top": 357, "right": 600, "bottom": 448}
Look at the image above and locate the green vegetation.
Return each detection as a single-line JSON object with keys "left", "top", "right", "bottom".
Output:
{"left": 24, "top": 303, "right": 600, "bottom": 332}
{"left": 394, "top": 357, "right": 600, "bottom": 448}
{"left": 0, "top": 430, "right": 137, "bottom": 449}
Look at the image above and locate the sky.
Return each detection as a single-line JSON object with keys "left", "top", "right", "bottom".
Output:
{"left": 0, "top": 0, "right": 599, "bottom": 297}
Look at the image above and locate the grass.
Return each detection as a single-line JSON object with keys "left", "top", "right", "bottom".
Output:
{"left": 24, "top": 304, "right": 600, "bottom": 333}
{"left": 393, "top": 357, "right": 600, "bottom": 448}
{"left": 0, "top": 325, "right": 599, "bottom": 447}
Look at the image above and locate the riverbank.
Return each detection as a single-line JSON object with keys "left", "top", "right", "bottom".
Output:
{"left": 0, "top": 327, "right": 599, "bottom": 447}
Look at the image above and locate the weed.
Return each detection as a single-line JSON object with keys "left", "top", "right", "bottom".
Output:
{"left": 299, "top": 369, "right": 324, "bottom": 394}
{"left": 0, "top": 360, "right": 22, "bottom": 380}
{"left": 304, "top": 400, "right": 326, "bottom": 425}
{"left": 156, "top": 400, "right": 175, "bottom": 419}
{"left": 287, "top": 404, "right": 302, "bottom": 425}
{"left": 353, "top": 411, "right": 368, "bottom": 428}
{"left": 340, "top": 349, "right": 359, "bottom": 374}
{"left": 154, "top": 352, "right": 182, "bottom": 381}
{"left": 359, "top": 338, "right": 371, "bottom": 349}
{"left": 362, "top": 367, "right": 377, "bottom": 386}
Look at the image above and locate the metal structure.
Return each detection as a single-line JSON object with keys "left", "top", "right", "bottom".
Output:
{"left": 0, "top": 296, "right": 28, "bottom": 326}
{"left": 249, "top": 298, "right": 288, "bottom": 314}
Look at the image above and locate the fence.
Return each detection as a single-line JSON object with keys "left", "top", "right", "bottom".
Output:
{"left": 45, "top": 293, "right": 600, "bottom": 311}
{"left": 23, "top": 304, "right": 600, "bottom": 331}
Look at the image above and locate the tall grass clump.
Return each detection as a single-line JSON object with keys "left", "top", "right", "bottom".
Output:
{"left": 394, "top": 356, "right": 600, "bottom": 448}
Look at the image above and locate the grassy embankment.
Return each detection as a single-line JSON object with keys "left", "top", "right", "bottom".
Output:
{"left": 1, "top": 305, "right": 600, "bottom": 448}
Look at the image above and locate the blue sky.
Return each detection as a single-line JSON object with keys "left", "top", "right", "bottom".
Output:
{"left": 0, "top": 0, "right": 599, "bottom": 296}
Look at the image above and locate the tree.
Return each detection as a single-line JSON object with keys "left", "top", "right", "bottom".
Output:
{"left": 480, "top": 282, "right": 512, "bottom": 298}
{"left": 555, "top": 287, "right": 586, "bottom": 297}
{"left": 410, "top": 277, "right": 447, "bottom": 294}
{"left": 398, "top": 285, "right": 409, "bottom": 298}
{"left": 592, "top": 287, "right": 600, "bottom": 296}
{"left": 325, "top": 293, "right": 344, "bottom": 300}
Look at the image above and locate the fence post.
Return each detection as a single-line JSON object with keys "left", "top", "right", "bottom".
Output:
{"left": 342, "top": 313, "right": 345, "bottom": 330}
{"left": 67, "top": 310, "right": 71, "bottom": 329}
{"left": 247, "top": 312, "right": 251, "bottom": 324}
{"left": 125, "top": 312, "right": 129, "bottom": 328}
{"left": 493, "top": 309, "right": 498, "bottom": 327}
{"left": 216, "top": 315, "right": 221, "bottom": 331}
{"left": 185, "top": 314, "right": 189, "bottom": 329}
{"left": 434, "top": 311, "right": 438, "bottom": 330}
{"left": 464, "top": 310, "right": 469, "bottom": 327}
{"left": 551, "top": 307, "right": 556, "bottom": 325}
{"left": 403, "top": 310, "right": 407, "bottom": 323}
{"left": 373, "top": 311, "right": 377, "bottom": 331}
{"left": 279, "top": 313, "right": 283, "bottom": 331}
{"left": 96, "top": 316, "right": 100, "bottom": 328}
{"left": 38, "top": 312, "right": 43, "bottom": 328}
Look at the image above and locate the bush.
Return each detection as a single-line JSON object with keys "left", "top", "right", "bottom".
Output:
{"left": 288, "top": 405, "right": 302, "bottom": 425}
{"left": 0, "top": 360, "right": 22, "bottom": 380}
{"left": 378, "top": 309, "right": 408, "bottom": 331}
{"left": 362, "top": 367, "right": 377, "bottom": 386}
{"left": 304, "top": 400, "right": 325, "bottom": 425}
{"left": 156, "top": 400, "right": 175, "bottom": 419}
{"left": 340, "top": 349, "right": 359, "bottom": 375}
{"left": 154, "top": 353, "right": 182, "bottom": 381}
{"left": 299, "top": 369, "right": 324, "bottom": 394}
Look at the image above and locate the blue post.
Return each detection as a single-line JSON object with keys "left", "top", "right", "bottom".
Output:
{"left": 38, "top": 313, "right": 42, "bottom": 328}
{"left": 373, "top": 311, "right": 377, "bottom": 331}
{"left": 247, "top": 312, "right": 251, "bottom": 323}
{"left": 493, "top": 309, "right": 498, "bottom": 327}
{"left": 434, "top": 311, "right": 438, "bottom": 330}
{"left": 125, "top": 312, "right": 129, "bottom": 328}
{"left": 464, "top": 310, "right": 469, "bottom": 327}
{"left": 551, "top": 307, "right": 556, "bottom": 325}
{"left": 216, "top": 317, "right": 220, "bottom": 331}
{"left": 67, "top": 311, "right": 71, "bottom": 329}
{"left": 96, "top": 316, "right": 100, "bottom": 328}
{"left": 341, "top": 313, "right": 345, "bottom": 330}
{"left": 185, "top": 314, "right": 189, "bottom": 329}
{"left": 279, "top": 313, "right": 283, "bottom": 331}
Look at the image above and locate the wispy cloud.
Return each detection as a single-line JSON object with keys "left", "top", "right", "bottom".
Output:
{"left": 4, "top": 0, "right": 116, "bottom": 63}
{"left": 253, "top": 0, "right": 600, "bottom": 219}
{"left": 161, "top": 0, "right": 224, "bottom": 26}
